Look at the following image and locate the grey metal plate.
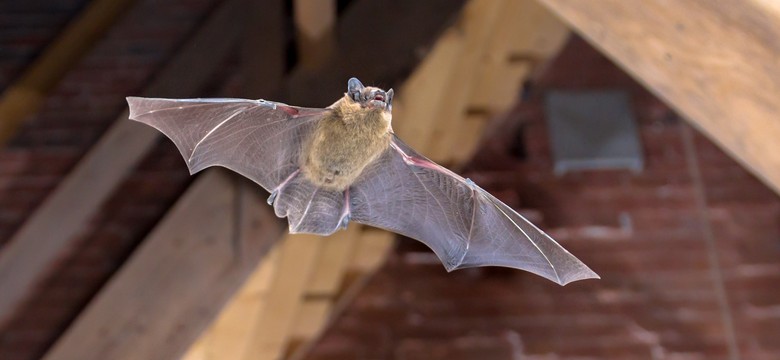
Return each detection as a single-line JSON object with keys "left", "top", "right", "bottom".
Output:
{"left": 544, "top": 91, "right": 643, "bottom": 174}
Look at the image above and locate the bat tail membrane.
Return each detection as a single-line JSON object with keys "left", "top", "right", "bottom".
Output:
{"left": 268, "top": 171, "right": 348, "bottom": 236}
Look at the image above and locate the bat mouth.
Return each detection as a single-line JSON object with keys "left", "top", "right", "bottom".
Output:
{"left": 367, "top": 99, "right": 389, "bottom": 110}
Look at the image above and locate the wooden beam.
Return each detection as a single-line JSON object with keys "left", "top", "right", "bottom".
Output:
{"left": 0, "top": 0, "right": 245, "bottom": 328}
{"left": 294, "top": 0, "right": 337, "bottom": 70}
{"left": 44, "top": 171, "right": 285, "bottom": 360}
{"left": 536, "top": 0, "right": 780, "bottom": 195}
{"left": 451, "top": 0, "right": 569, "bottom": 164}
{"left": 424, "top": 0, "right": 506, "bottom": 161}
{"left": 0, "top": 0, "right": 136, "bottom": 144}
{"left": 241, "top": 233, "right": 324, "bottom": 360}
{"left": 181, "top": 246, "right": 280, "bottom": 360}
{"left": 285, "top": 228, "right": 396, "bottom": 360}
{"left": 285, "top": 225, "right": 361, "bottom": 352}
{"left": 391, "top": 24, "right": 465, "bottom": 152}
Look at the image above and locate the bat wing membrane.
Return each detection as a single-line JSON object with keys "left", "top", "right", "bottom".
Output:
{"left": 350, "top": 135, "right": 599, "bottom": 285}
{"left": 127, "top": 97, "right": 327, "bottom": 193}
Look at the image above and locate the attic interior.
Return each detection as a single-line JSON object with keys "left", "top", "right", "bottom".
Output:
{"left": 1, "top": 0, "right": 780, "bottom": 359}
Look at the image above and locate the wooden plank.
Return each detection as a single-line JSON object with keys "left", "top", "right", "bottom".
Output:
{"left": 181, "top": 246, "right": 281, "bottom": 360}
{"left": 281, "top": 225, "right": 361, "bottom": 356}
{"left": 390, "top": 29, "right": 464, "bottom": 153}
{"left": 294, "top": 0, "right": 336, "bottom": 70}
{"left": 450, "top": 112, "right": 492, "bottom": 164}
{"left": 0, "top": 0, "right": 245, "bottom": 328}
{"left": 0, "top": 0, "right": 136, "bottom": 144}
{"left": 536, "top": 0, "right": 780, "bottom": 195}
{"left": 350, "top": 227, "right": 396, "bottom": 273}
{"left": 44, "top": 171, "right": 285, "bottom": 360}
{"left": 470, "top": 0, "right": 568, "bottom": 112}
{"left": 241, "top": 233, "right": 324, "bottom": 360}
{"left": 450, "top": 0, "right": 569, "bottom": 164}
{"left": 289, "top": 299, "right": 333, "bottom": 341}
{"left": 304, "top": 224, "right": 360, "bottom": 296}
{"left": 425, "top": 0, "right": 506, "bottom": 162}
{"left": 285, "top": 227, "right": 397, "bottom": 360}
{"left": 439, "top": 0, "right": 569, "bottom": 164}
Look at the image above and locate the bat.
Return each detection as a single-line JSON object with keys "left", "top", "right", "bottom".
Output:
{"left": 127, "top": 77, "right": 598, "bottom": 285}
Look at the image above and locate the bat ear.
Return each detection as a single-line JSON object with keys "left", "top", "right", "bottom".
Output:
{"left": 386, "top": 88, "right": 394, "bottom": 105}
{"left": 348, "top": 77, "right": 364, "bottom": 98}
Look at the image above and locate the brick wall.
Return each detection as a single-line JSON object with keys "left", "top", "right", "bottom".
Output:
{"left": 303, "top": 37, "right": 780, "bottom": 359}
{"left": 0, "top": 0, "right": 89, "bottom": 89}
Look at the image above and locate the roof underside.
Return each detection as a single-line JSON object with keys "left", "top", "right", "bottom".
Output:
{"left": 0, "top": 1, "right": 779, "bottom": 359}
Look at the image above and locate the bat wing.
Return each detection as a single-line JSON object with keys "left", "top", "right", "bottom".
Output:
{"left": 127, "top": 97, "right": 327, "bottom": 192}
{"left": 350, "top": 135, "right": 599, "bottom": 285}
{"left": 127, "top": 97, "right": 350, "bottom": 235}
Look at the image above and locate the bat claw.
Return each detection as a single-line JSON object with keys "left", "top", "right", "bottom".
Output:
{"left": 267, "top": 169, "right": 301, "bottom": 206}
{"left": 266, "top": 191, "right": 278, "bottom": 205}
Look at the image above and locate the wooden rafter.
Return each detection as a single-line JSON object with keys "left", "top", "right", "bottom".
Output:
{"left": 0, "top": 0, "right": 136, "bottom": 144}
{"left": 537, "top": 0, "right": 780, "bottom": 195}
{"left": 393, "top": 0, "right": 568, "bottom": 164}
{"left": 293, "top": 0, "right": 337, "bottom": 70}
{"left": 43, "top": 172, "right": 284, "bottom": 360}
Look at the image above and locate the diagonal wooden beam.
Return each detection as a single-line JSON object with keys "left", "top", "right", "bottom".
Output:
{"left": 536, "top": 0, "right": 780, "bottom": 195}
{"left": 0, "top": 0, "right": 245, "bottom": 328}
{"left": 43, "top": 171, "right": 285, "bottom": 360}
{"left": 0, "top": 0, "right": 136, "bottom": 144}
{"left": 293, "top": 0, "right": 337, "bottom": 70}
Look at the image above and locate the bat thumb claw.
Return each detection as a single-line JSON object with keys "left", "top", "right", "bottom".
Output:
{"left": 266, "top": 191, "right": 278, "bottom": 206}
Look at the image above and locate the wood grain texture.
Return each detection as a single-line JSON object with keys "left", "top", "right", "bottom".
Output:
{"left": 44, "top": 171, "right": 284, "bottom": 360}
{"left": 537, "top": 0, "right": 780, "bottom": 194}
{"left": 241, "top": 233, "right": 324, "bottom": 360}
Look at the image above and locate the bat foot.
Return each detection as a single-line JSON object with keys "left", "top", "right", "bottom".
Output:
{"left": 338, "top": 188, "right": 351, "bottom": 230}
{"left": 338, "top": 214, "right": 351, "bottom": 230}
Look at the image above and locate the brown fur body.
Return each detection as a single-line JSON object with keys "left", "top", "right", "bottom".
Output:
{"left": 301, "top": 94, "right": 392, "bottom": 190}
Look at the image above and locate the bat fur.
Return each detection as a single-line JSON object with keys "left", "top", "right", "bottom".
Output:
{"left": 302, "top": 92, "right": 391, "bottom": 190}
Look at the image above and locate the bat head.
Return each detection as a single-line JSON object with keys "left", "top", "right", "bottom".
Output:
{"left": 347, "top": 77, "right": 393, "bottom": 112}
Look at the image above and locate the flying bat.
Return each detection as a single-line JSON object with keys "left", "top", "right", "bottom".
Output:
{"left": 126, "top": 77, "right": 598, "bottom": 285}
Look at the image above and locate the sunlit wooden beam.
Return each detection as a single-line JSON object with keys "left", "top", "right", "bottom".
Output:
{"left": 44, "top": 171, "right": 284, "bottom": 360}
